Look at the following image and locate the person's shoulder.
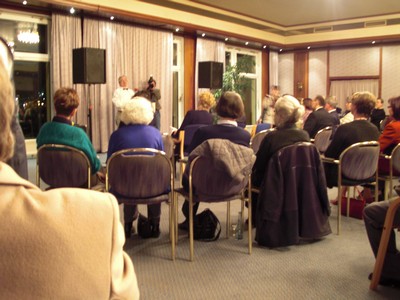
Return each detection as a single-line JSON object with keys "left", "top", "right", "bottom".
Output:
{"left": 46, "top": 188, "right": 116, "bottom": 209}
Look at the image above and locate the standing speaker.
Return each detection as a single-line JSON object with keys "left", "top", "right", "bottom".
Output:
{"left": 198, "top": 61, "right": 223, "bottom": 89}
{"left": 73, "top": 48, "right": 106, "bottom": 84}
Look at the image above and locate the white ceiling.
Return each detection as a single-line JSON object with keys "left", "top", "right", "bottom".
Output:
{"left": 194, "top": 0, "right": 400, "bottom": 27}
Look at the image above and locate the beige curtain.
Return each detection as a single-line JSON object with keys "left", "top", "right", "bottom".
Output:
{"left": 269, "top": 51, "right": 279, "bottom": 90}
{"left": 195, "top": 39, "right": 225, "bottom": 102}
{"left": 83, "top": 19, "right": 173, "bottom": 151}
{"left": 51, "top": 14, "right": 85, "bottom": 125}
{"left": 329, "top": 79, "right": 379, "bottom": 111}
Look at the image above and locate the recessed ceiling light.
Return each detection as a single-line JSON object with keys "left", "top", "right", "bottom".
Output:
{"left": 201, "top": 33, "right": 206, "bottom": 37}
{"left": 22, "top": 0, "right": 27, "bottom": 5}
{"left": 110, "top": 16, "right": 114, "bottom": 20}
{"left": 372, "top": 40, "right": 376, "bottom": 44}
{"left": 307, "top": 46, "right": 311, "bottom": 49}
{"left": 175, "top": 28, "right": 180, "bottom": 32}
{"left": 263, "top": 45, "right": 267, "bottom": 49}
{"left": 70, "top": 7, "right": 75, "bottom": 14}
{"left": 279, "top": 49, "right": 283, "bottom": 52}
{"left": 225, "top": 38, "right": 229, "bottom": 41}
{"left": 245, "top": 42, "right": 249, "bottom": 45}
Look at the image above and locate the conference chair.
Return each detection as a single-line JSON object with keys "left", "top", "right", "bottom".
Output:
{"left": 312, "top": 126, "right": 332, "bottom": 154}
{"left": 163, "top": 133, "right": 175, "bottom": 177}
{"left": 174, "top": 139, "right": 255, "bottom": 261}
{"left": 105, "top": 148, "right": 175, "bottom": 260}
{"left": 369, "top": 197, "right": 400, "bottom": 290}
{"left": 378, "top": 143, "right": 400, "bottom": 200}
{"left": 36, "top": 144, "right": 91, "bottom": 189}
{"left": 322, "top": 141, "right": 380, "bottom": 234}
{"left": 250, "top": 123, "right": 272, "bottom": 137}
{"left": 255, "top": 142, "right": 331, "bottom": 248}
{"left": 250, "top": 128, "right": 275, "bottom": 154}
{"left": 176, "top": 124, "right": 206, "bottom": 181}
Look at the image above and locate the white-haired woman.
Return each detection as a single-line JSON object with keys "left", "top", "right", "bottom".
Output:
{"left": 251, "top": 95, "right": 310, "bottom": 223}
{"left": 107, "top": 97, "right": 164, "bottom": 239}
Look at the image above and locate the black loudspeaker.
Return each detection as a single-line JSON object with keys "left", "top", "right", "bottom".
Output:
{"left": 198, "top": 61, "right": 223, "bottom": 89}
{"left": 73, "top": 48, "right": 106, "bottom": 84}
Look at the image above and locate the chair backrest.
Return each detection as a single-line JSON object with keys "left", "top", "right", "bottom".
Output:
{"left": 340, "top": 141, "right": 380, "bottom": 180}
{"left": 389, "top": 143, "right": 400, "bottom": 174}
{"left": 313, "top": 126, "right": 332, "bottom": 153}
{"left": 188, "top": 140, "right": 255, "bottom": 202}
{"left": 106, "top": 148, "right": 172, "bottom": 200}
{"left": 250, "top": 128, "right": 275, "bottom": 154}
{"left": 251, "top": 123, "right": 272, "bottom": 137}
{"left": 36, "top": 144, "right": 91, "bottom": 188}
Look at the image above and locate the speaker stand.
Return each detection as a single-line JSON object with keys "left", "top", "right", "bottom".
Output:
{"left": 87, "top": 84, "right": 93, "bottom": 141}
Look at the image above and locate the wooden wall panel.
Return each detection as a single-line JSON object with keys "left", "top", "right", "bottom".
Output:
{"left": 184, "top": 35, "right": 196, "bottom": 112}
{"left": 294, "top": 51, "right": 308, "bottom": 99}
{"left": 262, "top": 50, "right": 269, "bottom": 98}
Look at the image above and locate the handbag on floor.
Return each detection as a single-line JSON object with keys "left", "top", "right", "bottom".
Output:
{"left": 193, "top": 209, "right": 221, "bottom": 241}
{"left": 340, "top": 196, "right": 365, "bottom": 219}
{"left": 137, "top": 214, "right": 152, "bottom": 239}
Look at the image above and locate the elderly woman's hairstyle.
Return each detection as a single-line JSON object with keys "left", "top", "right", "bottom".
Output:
{"left": 198, "top": 92, "right": 215, "bottom": 110}
{"left": 54, "top": 87, "right": 80, "bottom": 116}
{"left": 120, "top": 97, "right": 154, "bottom": 125}
{"left": 351, "top": 91, "right": 376, "bottom": 117}
{"left": 389, "top": 96, "right": 400, "bottom": 120}
{"left": 216, "top": 91, "right": 244, "bottom": 119}
{"left": 274, "top": 95, "right": 305, "bottom": 129}
{"left": 0, "top": 59, "right": 15, "bottom": 162}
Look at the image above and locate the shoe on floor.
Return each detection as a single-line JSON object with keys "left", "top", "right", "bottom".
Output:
{"left": 151, "top": 224, "right": 161, "bottom": 238}
{"left": 368, "top": 273, "right": 400, "bottom": 287}
{"left": 178, "top": 219, "right": 189, "bottom": 231}
{"left": 124, "top": 222, "right": 133, "bottom": 239}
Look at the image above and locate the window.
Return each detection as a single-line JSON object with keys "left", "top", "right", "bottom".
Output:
{"left": 225, "top": 47, "right": 261, "bottom": 124}
{"left": 0, "top": 11, "right": 50, "bottom": 139}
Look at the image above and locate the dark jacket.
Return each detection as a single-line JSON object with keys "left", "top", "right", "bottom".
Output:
{"left": 255, "top": 142, "right": 331, "bottom": 248}
{"left": 304, "top": 108, "right": 335, "bottom": 138}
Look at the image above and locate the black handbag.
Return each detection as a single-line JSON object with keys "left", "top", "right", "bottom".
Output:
{"left": 193, "top": 209, "right": 221, "bottom": 241}
{"left": 137, "top": 214, "right": 152, "bottom": 239}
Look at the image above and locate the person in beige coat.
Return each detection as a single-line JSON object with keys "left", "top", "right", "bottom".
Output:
{"left": 0, "top": 59, "right": 139, "bottom": 299}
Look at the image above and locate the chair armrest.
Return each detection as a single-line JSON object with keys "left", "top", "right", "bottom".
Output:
{"left": 379, "top": 153, "right": 390, "bottom": 160}
{"left": 310, "top": 138, "right": 315, "bottom": 143}
{"left": 321, "top": 156, "right": 339, "bottom": 165}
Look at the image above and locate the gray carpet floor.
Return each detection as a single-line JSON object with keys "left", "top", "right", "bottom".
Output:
{"left": 28, "top": 158, "right": 400, "bottom": 299}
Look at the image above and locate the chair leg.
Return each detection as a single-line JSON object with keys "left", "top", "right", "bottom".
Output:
{"left": 169, "top": 194, "right": 175, "bottom": 261}
{"left": 337, "top": 185, "right": 342, "bottom": 235}
{"left": 247, "top": 195, "right": 252, "bottom": 255}
{"left": 189, "top": 199, "right": 194, "bottom": 262}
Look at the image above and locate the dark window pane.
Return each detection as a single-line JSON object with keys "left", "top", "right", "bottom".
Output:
{"left": 237, "top": 54, "right": 255, "bottom": 73}
{"left": 15, "top": 61, "right": 49, "bottom": 138}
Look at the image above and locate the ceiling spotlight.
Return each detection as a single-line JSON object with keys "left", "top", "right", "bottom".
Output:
{"left": 225, "top": 38, "right": 229, "bottom": 41}
{"left": 263, "top": 45, "right": 267, "bottom": 49}
{"left": 175, "top": 28, "right": 180, "bottom": 32}
{"left": 279, "top": 49, "right": 283, "bottom": 52}
{"left": 245, "top": 42, "right": 249, "bottom": 45}
{"left": 372, "top": 40, "right": 376, "bottom": 44}
{"left": 22, "top": 0, "right": 27, "bottom": 5}
{"left": 70, "top": 7, "right": 75, "bottom": 14}
{"left": 307, "top": 46, "right": 311, "bottom": 49}
{"left": 110, "top": 16, "right": 114, "bottom": 20}
{"left": 201, "top": 33, "right": 206, "bottom": 37}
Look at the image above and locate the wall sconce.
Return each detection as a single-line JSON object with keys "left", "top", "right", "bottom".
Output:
{"left": 297, "top": 81, "right": 303, "bottom": 91}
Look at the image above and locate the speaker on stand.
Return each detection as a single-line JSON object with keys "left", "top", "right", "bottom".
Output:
{"left": 73, "top": 47, "right": 106, "bottom": 141}
{"left": 198, "top": 61, "right": 223, "bottom": 89}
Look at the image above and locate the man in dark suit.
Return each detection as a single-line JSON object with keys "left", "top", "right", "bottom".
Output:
{"left": 303, "top": 95, "right": 335, "bottom": 138}
{"left": 325, "top": 96, "right": 340, "bottom": 125}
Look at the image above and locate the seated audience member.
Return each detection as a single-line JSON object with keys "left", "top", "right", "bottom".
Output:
{"left": 108, "top": 97, "right": 164, "bottom": 238}
{"left": 0, "top": 60, "right": 139, "bottom": 299}
{"left": 252, "top": 95, "right": 310, "bottom": 221}
{"left": 36, "top": 87, "right": 104, "bottom": 185}
{"left": 171, "top": 91, "right": 215, "bottom": 140}
{"left": 370, "top": 98, "right": 386, "bottom": 131}
{"left": 302, "top": 97, "right": 313, "bottom": 125}
{"left": 362, "top": 96, "right": 400, "bottom": 199}
{"left": 324, "top": 91, "right": 380, "bottom": 188}
{"left": 325, "top": 96, "right": 340, "bottom": 125}
{"left": 179, "top": 91, "right": 251, "bottom": 230}
{"left": 340, "top": 97, "right": 354, "bottom": 124}
{"left": 112, "top": 75, "right": 135, "bottom": 127}
{"left": 364, "top": 200, "right": 400, "bottom": 287}
{"left": 236, "top": 114, "right": 247, "bottom": 129}
{"left": 303, "top": 95, "right": 335, "bottom": 138}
